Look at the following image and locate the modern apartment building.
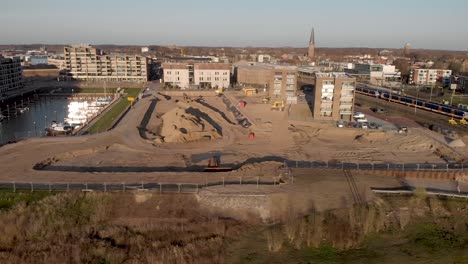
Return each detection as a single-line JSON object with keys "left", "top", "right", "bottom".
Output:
{"left": 64, "top": 44, "right": 149, "bottom": 82}
{"left": 162, "top": 62, "right": 230, "bottom": 89}
{"left": 409, "top": 68, "right": 452, "bottom": 86}
{"left": 297, "top": 71, "right": 356, "bottom": 121}
{"left": 0, "top": 57, "right": 24, "bottom": 101}
{"left": 236, "top": 63, "right": 297, "bottom": 99}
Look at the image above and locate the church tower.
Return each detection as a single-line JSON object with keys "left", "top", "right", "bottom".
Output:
{"left": 308, "top": 28, "right": 315, "bottom": 59}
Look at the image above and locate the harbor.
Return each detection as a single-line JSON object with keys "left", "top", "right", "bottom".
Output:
{"left": 0, "top": 94, "right": 115, "bottom": 144}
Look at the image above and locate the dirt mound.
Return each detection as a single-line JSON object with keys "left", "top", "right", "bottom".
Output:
{"left": 448, "top": 139, "right": 466, "bottom": 148}
{"left": 160, "top": 107, "right": 221, "bottom": 143}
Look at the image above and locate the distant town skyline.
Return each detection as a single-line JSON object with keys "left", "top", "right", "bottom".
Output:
{"left": 2, "top": 0, "right": 468, "bottom": 51}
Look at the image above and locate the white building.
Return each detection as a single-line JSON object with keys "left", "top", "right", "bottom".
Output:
{"left": 410, "top": 69, "right": 452, "bottom": 86}
{"left": 141, "top": 47, "right": 149, "bottom": 53}
{"left": 162, "top": 62, "right": 230, "bottom": 89}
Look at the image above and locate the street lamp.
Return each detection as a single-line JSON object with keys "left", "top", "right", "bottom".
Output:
{"left": 414, "top": 88, "right": 420, "bottom": 115}
{"left": 44, "top": 116, "right": 47, "bottom": 129}
{"left": 34, "top": 121, "right": 37, "bottom": 136}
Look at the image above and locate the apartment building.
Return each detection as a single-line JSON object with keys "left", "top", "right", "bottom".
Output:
{"left": 0, "top": 57, "right": 24, "bottom": 101}
{"left": 162, "top": 62, "right": 230, "bottom": 89}
{"left": 236, "top": 63, "right": 297, "bottom": 99}
{"left": 409, "top": 68, "right": 452, "bottom": 86}
{"left": 64, "top": 44, "right": 149, "bottom": 82}
{"left": 298, "top": 72, "right": 355, "bottom": 121}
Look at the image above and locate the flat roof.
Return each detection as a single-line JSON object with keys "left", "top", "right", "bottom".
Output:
{"left": 315, "top": 72, "right": 353, "bottom": 79}
{"left": 237, "top": 63, "right": 297, "bottom": 71}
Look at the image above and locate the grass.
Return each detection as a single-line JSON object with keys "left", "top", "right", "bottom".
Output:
{"left": 0, "top": 190, "right": 56, "bottom": 211}
{"left": 75, "top": 88, "right": 119, "bottom": 94}
{"left": 86, "top": 88, "right": 141, "bottom": 133}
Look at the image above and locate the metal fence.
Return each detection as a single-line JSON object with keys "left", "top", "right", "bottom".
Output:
{"left": 284, "top": 160, "right": 468, "bottom": 172}
{"left": 371, "top": 186, "right": 468, "bottom": 198}
{"left": 0, "top": 176, "right": 282, "bottom": 193}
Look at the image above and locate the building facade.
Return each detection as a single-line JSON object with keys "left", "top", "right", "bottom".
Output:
{"left": 64, "top": 44, "right": 149, "bottom": 82}
{"left": 30, "top": 55, "right": 48, "bottom": 65}
{"left": 236, "top": 63, "right": 297, "bottom": 99}
{"left": 0, "top": 57, "right": 24, "bottom": 101}
{"left": 409, "top": 69, "right": 452, "bottom": 86}
{"left": 162, "top": 62, "right": 230, "bottom": 89}
{"left": 346, "top": 63, "right": 401, "bottom": 85}
{"left": 457, "top": 75, "right": 468, "bottom": 94}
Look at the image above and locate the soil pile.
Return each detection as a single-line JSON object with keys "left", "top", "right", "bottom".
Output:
{"left": 160, "top": 107, "right": 221, "bottom": 143}
{"left": 448, "top": 138, "right": 466, "bottom": 148}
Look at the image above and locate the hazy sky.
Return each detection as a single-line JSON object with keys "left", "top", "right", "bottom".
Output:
{"left": 2, "top": 0, "right": 468, "bottom": 50}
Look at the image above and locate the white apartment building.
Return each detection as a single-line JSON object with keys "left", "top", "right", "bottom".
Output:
{"left": 162, "top": 62, "right": 230, "bottom": 89}
{"left": 410, "top": 69, "right": 452, "bottom": 86}
{"left": 64, "top": 44, "right": 149, "bottom": 82}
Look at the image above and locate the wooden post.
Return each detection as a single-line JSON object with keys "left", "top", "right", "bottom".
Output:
{"left": 30, "top": 182, "right": 34, "bottom": 192}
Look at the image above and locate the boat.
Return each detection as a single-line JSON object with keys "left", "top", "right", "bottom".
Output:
{"left": 46, "top": 121, "right": 74, "bottom": 136}
{"left": 18, "top": 107, "right": 29, "bottom": 114}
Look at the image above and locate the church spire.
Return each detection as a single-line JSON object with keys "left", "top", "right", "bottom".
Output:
{"left": 309, "top": 28, "right": 315, "bottom": 45}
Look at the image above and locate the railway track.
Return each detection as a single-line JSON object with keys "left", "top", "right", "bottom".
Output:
{"left": 343, "top": 170, "right": 363, "bottom": 204}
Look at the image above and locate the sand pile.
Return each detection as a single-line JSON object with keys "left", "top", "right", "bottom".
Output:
{"left": 232, "top": 161, "right": 284, "bottom": 177}
{"left": 159, "top": 107, "right": 221, "bottom": 143}
{"left": 448, "top": 139, "right": 466, "bottom": 148}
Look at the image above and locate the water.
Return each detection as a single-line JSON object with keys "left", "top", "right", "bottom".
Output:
{"left": 0, "top": 97, "right": 70, "bottom": 144}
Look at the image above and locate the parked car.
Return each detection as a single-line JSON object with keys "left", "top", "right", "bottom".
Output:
{"left": 369, "top": 122, "right": 377, "bottom": 129}
{"left": 347, "top": 122, "right": 356, "bottom": 128}
{"left": 336, "top": 121, "right": 345, "bottom": 128}
{"left": 361, "top": 122, "right": 369, "bottom": 129}
{"left": 371, "top": 107, "right": 388, "bottom": 114}
{"left": 353, "top": 112, "right": 365, "bottom": 119}
{"left": 356, "top": 118, "right": 368, "bottom": 123}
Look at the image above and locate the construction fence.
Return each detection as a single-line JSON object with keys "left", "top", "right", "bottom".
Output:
{"left": 284, "top": 160, "right": 468, "bottom": 172}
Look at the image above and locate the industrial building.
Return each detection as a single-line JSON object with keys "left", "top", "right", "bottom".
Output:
{"left": 64, "top": 44, "right": 149, "bottom": 82}
{"left": 409, "top": 68, "right": 452, "bottom": 87}
{"left": 297, "top": 69, "right": 356, "bottom": 121}
{"left": 0, "top": 57, "right": 24, "bottom": 101}
{"left": 236, "top": 63, "right": 297, "bottom": 100}
{"left": 162, "top": 62, "right": 230, "bottom": 89}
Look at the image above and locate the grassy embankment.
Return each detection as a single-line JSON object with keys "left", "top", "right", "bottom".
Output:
{"left": 86, "top": 88, "right": 141, "bottom": 134}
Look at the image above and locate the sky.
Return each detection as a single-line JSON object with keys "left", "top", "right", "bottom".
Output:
{"left": 1, "top": 0, "right": 468, "bottom": 50}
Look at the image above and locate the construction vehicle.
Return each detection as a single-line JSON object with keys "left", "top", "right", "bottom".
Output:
{"left": 204, "top": 156, "right": 232, "bottom": 172}
{"left": 262, "top": 97, "right": 270, "bottom": 104}
{"left": 460, "top": 119, "right": 468, "bottom": 125}
{"left": 183, "top": 93, "right": 192, "bottom": 103}
{"left": 271, "top": 100, "right": 285, "bottom": 111}
{"left": 215, "top": 87, "right": 223, "bottom": 95}
{"left": 243, "top": 88, "right": 257, "bottom": 96}
{"left": 449, "top": 118, "right": 458, "bottom": 125}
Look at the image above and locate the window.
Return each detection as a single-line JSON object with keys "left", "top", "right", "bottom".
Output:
{"left": 215, "top": 72, "right": 219, "bottom": 75}
{"left": 215, "top": 77, "right": 219, "bottom": 81}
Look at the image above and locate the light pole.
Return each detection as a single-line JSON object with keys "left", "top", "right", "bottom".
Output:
{"left": 34, "top": 121, "right": 37, "bottom": 136}
{"left": 414, "top": 88, "right": 419, "bottom": 115}
{"left": 44, "top": 116, "right": 47, "bottom": 129}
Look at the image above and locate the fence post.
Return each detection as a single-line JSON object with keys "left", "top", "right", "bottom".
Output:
{"left": 122, "top": 182, "right": 126, "bottom": 192}
{"left": 85, "top": 182, "right": 88, "bottom": 191}
{"left": 12, "top": 182, "right": 16, "bottom": 193}
{"left": 159, "top": 183, "right": 162, "bottom": 194}
{"left": 240, "top": 176, "right": 242, "bottom": 186}
{"left": 49, "top": 183, "right": 52, "bottom": 193}
{"left": 30, "top": 182, "right": 34, "bottom": 192}
{"left": 387, "top": 164, "right": 390, "bottom": 171}
{"left": 222, "top": 176, "right": 225, "bottom": 187}
{"left": 178, "top": 184, "right": 181, "bottom": 193}
{"left": 196, "top": 184, "right": 199, "bottom": 193}
{"left": 257, "top": 176, "right": 259, "bottom": 189}
{"left": 446, "top": 164, "right": 449, "bottom": 172}
{"left": 67, "top": 183, "right": 69, "bottom": 192}
{"left": 104, "top": 183, "right": 107, "bottom": 192}
{"left": 417, "top": 164, "right": 420, "bottom": 171}
{"left": 141, "top": 181, "right": 144, "bottom": 190}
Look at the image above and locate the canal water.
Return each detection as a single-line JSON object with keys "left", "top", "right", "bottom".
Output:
{"left": 0, "top": 97, "right": 71, "bottom": 144}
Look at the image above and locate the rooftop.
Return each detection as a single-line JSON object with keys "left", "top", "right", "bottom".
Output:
{"left": 237, "top": 63, "right": 297, "bottom": 71}
{"left": 315, "top": 72, "right": 353, "bottom": 79}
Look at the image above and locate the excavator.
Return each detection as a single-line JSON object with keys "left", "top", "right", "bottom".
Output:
{"left": 271, "top": 100, "right": 285, "bottom": 111}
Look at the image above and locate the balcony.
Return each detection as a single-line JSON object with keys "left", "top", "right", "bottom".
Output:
{"left": 340, "top": 102, "right": 353, "bottom": 107}
{"left": 339, "top": 110, "right": 352, "bottom": 115}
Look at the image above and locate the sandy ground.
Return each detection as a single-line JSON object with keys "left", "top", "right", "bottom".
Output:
{"left": 0, "top": 87, "right": 467, "bottom": 186}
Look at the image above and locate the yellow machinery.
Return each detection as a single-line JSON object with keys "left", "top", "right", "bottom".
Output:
{"left": 449, "top": 119, "right": 458, "bottom": 125}
{"left": 215, "top": 87, "right": 223, "bottom": 95}
{"left": 243, "top": 88, "right": 257, "bottom": 96}
{"left": 271, "top": 100, "right": 285, "bottom": 111}
{"left": 460, "top": 119, "right": 468, "bottom": 125}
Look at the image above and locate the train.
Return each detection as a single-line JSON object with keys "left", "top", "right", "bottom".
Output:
{"left": 356, "top": 87, "right": 468, "bottom": 119}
